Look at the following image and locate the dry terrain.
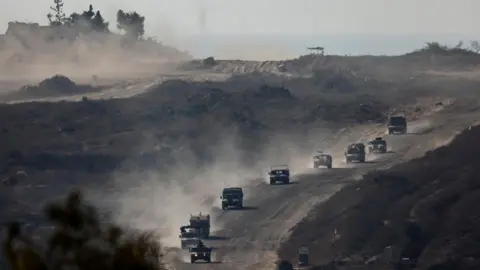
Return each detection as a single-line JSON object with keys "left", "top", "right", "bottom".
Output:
{"left": 279, "top": 104, "right": 480, "bottom": 270}
{"left": 1, "top": 44, "right": 480, "bottom": 270}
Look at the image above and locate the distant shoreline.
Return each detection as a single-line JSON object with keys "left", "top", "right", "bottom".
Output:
{"left": 161, "top": 33, "right": 480, "bottom": 60}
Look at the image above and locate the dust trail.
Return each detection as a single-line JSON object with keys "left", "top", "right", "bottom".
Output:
{"left": 408, "top": 119, "right": 433, "bottom": 134}
{"left": 90, "top": 128, "right": 335, "bottom": 248}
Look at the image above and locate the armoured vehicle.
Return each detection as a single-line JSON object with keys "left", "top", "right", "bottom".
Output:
{"left": 220, "top": 187, "right": 244, "bottom": 209}
{"left": 367, "top": 137, "right": 387, "bottom": 153}
{"left": 268, "top": 165, "right": 290, "bottom": 185}
{"left": 189, "top": 240, "right": 212, "bottom": 263}
{"left": 179, "top": 226, "right": 201, "bottom": 249}
{"left": 387, "top": 115, "right": 407, "bottom": 134}
{"left": 189, "top": 213, "right": 210, "bottom": 238}
{"left": 313, "top": 153, "right": 333, "bottom": 169}
{"left": 345, "top": 143, "right": 366, "bottom": 163}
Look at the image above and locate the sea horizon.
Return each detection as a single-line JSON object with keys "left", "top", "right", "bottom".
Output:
{"left": 161, "top": 33, "right": 480, "bottom": 60}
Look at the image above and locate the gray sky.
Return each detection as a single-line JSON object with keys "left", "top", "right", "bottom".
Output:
{"left": 1, "top": 0, "right": 478, "bottom": 36}
{"left": 1, "top": 0, "right": 479, "bottom": 58}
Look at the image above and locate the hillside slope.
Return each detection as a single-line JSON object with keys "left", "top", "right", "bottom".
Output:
{"left": 279, "top": 123, "right": 480, "bottom": 270}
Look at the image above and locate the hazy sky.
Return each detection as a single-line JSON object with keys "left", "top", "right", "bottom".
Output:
{"left": 1, "top": 0, "right": 478, "bottom": 36}
{"left": 1, "top": 0, "right": 479, "bottom": 58}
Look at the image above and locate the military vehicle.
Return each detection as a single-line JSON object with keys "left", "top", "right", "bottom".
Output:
{"left": 313, "top": 153, "right": 333, "bottom": 169}
{"left": 189, "top": 213, "right": 210, "bottom": 238}
{"left": 345, "top": 143, "right": 366, "bottom": 163}
{"left": 367, "top": 137, "right": 387, "bottom": 153}
{"left": 179, "top": 225, "right": 201, "bottom": 249}
{"left": 220, "top": 187, "right": 244, "bottom": 209}
{"left": 268, "top": 165, "right": 290, "bottom": 185}
{"left": 387, "top": 115, "right": 407, "bottom": 134}
{"left": 189, "top": 240, "right": 212, "bottom": 263}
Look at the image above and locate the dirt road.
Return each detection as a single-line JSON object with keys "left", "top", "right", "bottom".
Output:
{"left": 1, "top": 70, "right": 479, "bottom": 270}
{"left": 169, "top": 100, "right": 480, "bottom": 270}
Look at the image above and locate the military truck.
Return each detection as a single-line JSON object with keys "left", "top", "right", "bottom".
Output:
{"left": 367, "top": 137, "right": 387, "bottom": 154}
{"left": 220, "top": 187, "right": 244, "bottom": 210}
{"left": 345, "top": 143, "right": 366, "bottom": 163}
{"left": 387, "top": 115, "right": 407, "bottom": 134}
{"left": 189, "top": 240, "right": 212, "bottom": 263}
{"left": 268, "top": 165, "right": 290, "bottom": 185}
{"left": 189, "top": 213, "right": 210, "bottom": 238}
{"left": 179, "top": 225, "right": 201, "bottom": 249}
{"left": 313, "top": 153, "right": 333, "bottom": 169}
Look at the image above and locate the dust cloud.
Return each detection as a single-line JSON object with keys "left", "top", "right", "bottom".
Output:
{"left": 408, "top": 119, "right": 433, "bottom": 134}
{"left": 90, "top": 127, "right": 334, "bottom": 248}
{"left": 0, "top": 21, "right": 193, "bottom": 86}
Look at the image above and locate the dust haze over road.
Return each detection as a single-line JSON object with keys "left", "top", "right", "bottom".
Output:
{"left": 89, "top": 128, "right": 335, "bottom": 248}
{"left": 2, "top": 11, "right": 480, "bottom": 269}
{"left": 158, "top": 101, "right": 480, "bottom": 269}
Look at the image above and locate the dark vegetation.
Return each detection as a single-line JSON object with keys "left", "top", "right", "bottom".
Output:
{"left": 2, "top": 190, "right": 167, "bottom": 270}
{"left": 279, "top": 124, "right": 480, "bottom": 270}
{"left": 0, "top": 0, "right": 191, "bottom": 71}
{"left": 47, "top": 0, "right": 144, "bottom": 39}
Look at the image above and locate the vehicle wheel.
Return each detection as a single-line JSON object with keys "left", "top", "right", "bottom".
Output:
{"left": 238, "top": 203, "right": 243, "bottom": 209}
{"left": 221, "top": 205, "right": 226, "bottom": 210}
{"left": 190, "top": 256, "right": 195, "bottom": 263}
{"left": 388, "top": 129, "right": 392, "bottom": 135}
{"left": 327, "top": 164, "right": 332, "bottom": 169}
{"left": 206, "top": 257, "right": 211, "bottom": 263}
{"left": 270, "top": 180, "right": 275, "bottom": 185}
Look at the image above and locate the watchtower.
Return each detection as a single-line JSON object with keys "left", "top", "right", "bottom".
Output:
{"left": 307, "top": 46, "right": 325, "bottom": 55}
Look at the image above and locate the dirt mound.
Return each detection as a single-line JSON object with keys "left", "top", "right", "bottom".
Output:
{"left": 1, "top": 75, "right": 101, "bottom": 100}
{"left": 279, "top": 124, "right": 480, "bottom": 269}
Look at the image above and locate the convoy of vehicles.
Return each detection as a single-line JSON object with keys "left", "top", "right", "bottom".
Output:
{"left": 177, "top": 115, "right": 407, "bottom": 264}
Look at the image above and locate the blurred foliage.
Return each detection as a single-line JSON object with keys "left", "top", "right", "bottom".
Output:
{"left": 2, "top": 190, "right": 167, "bottom": 270}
